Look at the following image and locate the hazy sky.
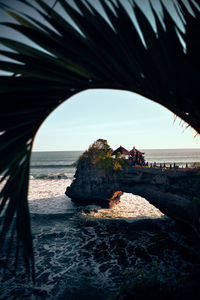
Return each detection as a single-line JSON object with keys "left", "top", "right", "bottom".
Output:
{"left": 33, "top": 89, "right": 200, "bottom": 151}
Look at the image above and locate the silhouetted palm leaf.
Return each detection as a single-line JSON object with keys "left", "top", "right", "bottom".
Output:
{"left": 0, "top": 0, "right": 200, "bottom": 277}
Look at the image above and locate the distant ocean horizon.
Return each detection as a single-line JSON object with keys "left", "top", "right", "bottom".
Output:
{"left": 30, "top": 148, "right": 200, "bottom": 179}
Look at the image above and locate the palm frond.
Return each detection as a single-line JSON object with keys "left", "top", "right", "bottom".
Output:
{"left": 0, "top": 0, "right": 200, "bottom": 277}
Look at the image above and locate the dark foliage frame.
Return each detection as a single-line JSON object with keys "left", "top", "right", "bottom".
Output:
{"left": 0, "top": 0, "right": 200, "bottom": 277}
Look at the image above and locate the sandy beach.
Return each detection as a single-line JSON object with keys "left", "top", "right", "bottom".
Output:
{"left": 28, "top": 179, "right": 163, "bottom": 219}
{"left": 28, "top": 179, "right": 72, "bottom": 200}
{"left": 0, "top": 178, "right": 163, "bottom": 219}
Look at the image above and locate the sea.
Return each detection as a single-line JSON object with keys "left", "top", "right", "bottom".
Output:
{"left": 30, "top": 148, "right": 200, "bottom": 179}
{"left": 1, "top": 149, "right": 200, "bottom": 299}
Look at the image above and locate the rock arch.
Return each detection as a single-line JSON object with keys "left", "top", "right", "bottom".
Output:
{"left": 66, "top": 164, "right": 200, "bottom": 233}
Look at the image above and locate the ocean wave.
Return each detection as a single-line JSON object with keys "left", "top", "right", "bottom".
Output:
{"left": 31, "top": 163, "right": 77, "bottom": 168}
{"left": 30, "top": 173, "right": 70, "bottom": 179}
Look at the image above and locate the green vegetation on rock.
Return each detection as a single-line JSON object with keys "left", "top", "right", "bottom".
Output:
{"left": 78, "top": 139, "right": 128, "bottom": 173}
{"left": 109, "top": 258, "right": 200, "bottom": 300}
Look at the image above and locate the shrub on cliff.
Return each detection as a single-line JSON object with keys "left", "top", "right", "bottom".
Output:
{"left": 78, "top": 139, "right": 127, "bottom": 173}
{"left": 99, "top": 155, "right": 127, "bottom": 173}
{"left": 78, "top": 139, "right": 112, "bottom": 164}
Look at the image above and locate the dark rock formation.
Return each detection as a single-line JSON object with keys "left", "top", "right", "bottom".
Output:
{"left": 66, "top": 161, "right": 200, "bottom": 233}
{"left": 66, "top": 162, "right": 120, "bottom": 207}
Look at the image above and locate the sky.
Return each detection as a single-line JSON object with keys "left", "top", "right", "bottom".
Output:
{"left": 1, "top": 0, "right": 199, "bottom": 151}
{"left": 32, "top": 89, "right": 200, "bottom": 151}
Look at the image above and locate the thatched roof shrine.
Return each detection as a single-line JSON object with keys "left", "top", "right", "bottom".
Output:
{"left": 112, "top": 146, "right": 129, "bottom": 156}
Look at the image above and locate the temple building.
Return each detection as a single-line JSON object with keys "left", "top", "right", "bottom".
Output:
{"left": 112, "top": 146, "right": 129, "bottom": 159}
{"left": 128, "top": 147, "right": 145, "bottom": 165}
{"left": 112, "top": 146, "right": 145, "bottom": 166}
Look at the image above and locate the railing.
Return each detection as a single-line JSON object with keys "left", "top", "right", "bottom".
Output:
{"left": 129, "top": 161, "right": 192, "bottom": 169}
{"left": 147, "top": 162, "right": 190, "bottom": 169}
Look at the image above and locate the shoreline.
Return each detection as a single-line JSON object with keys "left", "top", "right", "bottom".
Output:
{"left": 2, "top": 180, "right": 200, "bottom": 299}
{"left": 28, "top": 178, "right": 71, "bottom": 200}
{"left": 28, "top": 179, "right": 164, "bottom": 220}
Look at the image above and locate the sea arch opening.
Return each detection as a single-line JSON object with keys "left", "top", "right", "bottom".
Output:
{"left": 31, "top": 88, "right": 199, "bottom": 219}
{"left": 84, "top": 192, "right": 164, "bottom": 220}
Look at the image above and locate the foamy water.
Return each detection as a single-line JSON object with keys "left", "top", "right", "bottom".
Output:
{"left": 28, "top": 179, "right": 163, "bottom": 219}
{"left": 28, "top": 179, "right": 71, "bottom": 200}
{"left": 0, "top": 179, "right": 170, "bottom": 300}
{"left": 84, "top": 193, "right": 163, "bottom": 219}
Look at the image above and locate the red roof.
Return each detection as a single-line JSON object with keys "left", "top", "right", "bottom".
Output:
{"left": 112, "top": 146, "right": 129, "bottom": 156}
{"left": 128, "top": 147, "right": 145, "bottom": 156}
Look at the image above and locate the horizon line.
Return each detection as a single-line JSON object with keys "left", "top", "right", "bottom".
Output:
{"left": 32, "top": 147, "right": 200, "bottom": 152}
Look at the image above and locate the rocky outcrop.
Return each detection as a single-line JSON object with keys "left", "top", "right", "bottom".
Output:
{"left": 66, "top": 162, "right": 121, "bottom": 207}
{"left": 66, "top": 162, "right": 200, "bottom": 232}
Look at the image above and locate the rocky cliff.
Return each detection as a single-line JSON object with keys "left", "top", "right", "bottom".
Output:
{"left": 66, "top": 161, "right": 200, "bottom": 234}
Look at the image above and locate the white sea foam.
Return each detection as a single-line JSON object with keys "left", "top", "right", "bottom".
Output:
{"left": 28, "top": 179, "right": 163, "bottom": 219}
{"left": 28, "top": 178, "right": 72, "bottom": 201}
{"left": 0, "top": 179, "right": 171, "bottom": 300}
{"left": 0, "top": 178, "right": 163, "bottom": 219}
{"left": 84, "top": 193, "right": 164, "bottom": 220}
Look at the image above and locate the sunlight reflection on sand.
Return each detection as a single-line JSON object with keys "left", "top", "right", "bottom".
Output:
{"left": 84, "top": 193, "right": 164, "bottom": 220}
{"left": 0, "top": 179, "right": 164, "bottom": 219}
